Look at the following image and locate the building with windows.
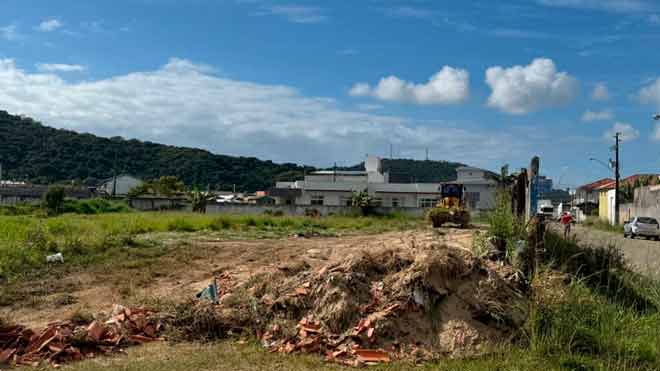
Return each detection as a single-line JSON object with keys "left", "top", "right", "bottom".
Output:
{"left": 269, "top": 157, "right": 496, "bottom": 212}
{"left": 537, "top": 176, "right": 553, "bottom": 194}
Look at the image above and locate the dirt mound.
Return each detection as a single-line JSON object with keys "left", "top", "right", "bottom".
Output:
{"left": 193, "top": 241, "right": 529, "bottom": 365}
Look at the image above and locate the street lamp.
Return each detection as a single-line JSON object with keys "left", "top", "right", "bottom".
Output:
{"left": 589, "top": 157, "right": 613, "bottom": 172}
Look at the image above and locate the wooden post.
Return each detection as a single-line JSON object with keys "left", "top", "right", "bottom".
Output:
{"left": 526, "top": 157, "right": 540, "bottom": 221}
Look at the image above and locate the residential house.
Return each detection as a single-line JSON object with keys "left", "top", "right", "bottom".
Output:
{"left": 128, "top": 194, "right": 188, "bottom": 211}
{"left": 575, "top": 178, "right": 614, "bottom": 217}
{"left": 269, "top": 157, "right": 496, "bottom": 212}
{"left": 596, "top": 181, "right": 616, "bottom": 224}
{"left": 97, "top": 175, "right": 143, "bottom": 197}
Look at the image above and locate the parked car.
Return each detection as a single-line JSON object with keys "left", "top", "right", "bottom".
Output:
{"left": 624, "top": 217, "right": 660, "bottom": 240}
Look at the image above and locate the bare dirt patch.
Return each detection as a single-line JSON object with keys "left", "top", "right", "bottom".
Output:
{"left": 0, "top": 229, "right": 474, "bottom": 329}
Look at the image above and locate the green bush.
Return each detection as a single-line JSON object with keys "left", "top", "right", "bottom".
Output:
{"left": 42, "top": 186, "right": 65, "bottom": 216}
{"left": 62, "top": 198, "right": 131, "bottom": 215}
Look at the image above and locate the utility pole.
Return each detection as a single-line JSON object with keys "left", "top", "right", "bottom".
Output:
{"left": 425, "top": 148, "right": 429, "bottom": 161}
{"left": 333, "top": 162, "right": 337, "bottom": 183}
{"left": 614, "top": 132, "right": 621, "bottom": 225}
{"left": 389, "top": 143, "right": 393, "bottom": 159}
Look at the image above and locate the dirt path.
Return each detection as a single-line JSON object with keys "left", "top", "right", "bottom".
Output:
{"left": 0, "top": 228, "right": 476, "bottom": 328}
{"left": 562, "top": 224, "right": 660, "bottom": 277}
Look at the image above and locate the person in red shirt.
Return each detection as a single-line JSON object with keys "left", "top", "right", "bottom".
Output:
{"left": 561, "top": 212, "right": 573, "bottom": 238}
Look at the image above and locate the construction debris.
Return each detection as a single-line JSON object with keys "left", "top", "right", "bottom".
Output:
{"left": 0, "top": 305, "right": 162, "bottom": 368}
{"left": 187, "top": 240, "right": 529, "bottom": 366}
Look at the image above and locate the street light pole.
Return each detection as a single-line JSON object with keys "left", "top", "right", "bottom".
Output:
{"left": 614, "top": 132, "right": 620, "bottom": 225}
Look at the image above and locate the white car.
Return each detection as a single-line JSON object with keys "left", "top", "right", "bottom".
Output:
{"left": 624, "top": 217, "right": 660, "bottom": 240}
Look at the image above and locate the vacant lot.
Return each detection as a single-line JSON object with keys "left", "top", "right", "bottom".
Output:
{"left": 1, "top": 228, "right": 473, "bottom": 328}
{"left": 4, "top": 212, "right": 660, "bottom": 371}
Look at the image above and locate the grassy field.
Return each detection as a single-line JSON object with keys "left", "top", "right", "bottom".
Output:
{"left": 4, "top": 208, "right": 660, "bottom": 370}
{"left": 0, "top": 211, "right": 422, "bottom": 282}
{"left": 60, "top": 341, "right": 570, "bottom": 371}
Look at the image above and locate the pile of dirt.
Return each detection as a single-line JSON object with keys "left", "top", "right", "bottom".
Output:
{"left": 0, "top": 305, "right": 162, "bottom": 368}
{"left": 189, "top": 241, "right": 529, "bottom": 365}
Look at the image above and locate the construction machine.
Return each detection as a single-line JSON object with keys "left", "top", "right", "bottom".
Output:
{"left": 428, "top": 183, "right": 470, "bottom": 228}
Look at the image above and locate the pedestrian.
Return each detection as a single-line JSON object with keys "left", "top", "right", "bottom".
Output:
{"left": 561, "top": 211, "right": 573, "bottom": 238}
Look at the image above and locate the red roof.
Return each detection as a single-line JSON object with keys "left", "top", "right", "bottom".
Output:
{"left": 579, "top": 178, "right": 614, "bottom": 191}
{"left": 621, "top": 174, "right": 659, "bottom": 185}
{"left": 594, "top": 180, "right": 616, "bottom": 191}
{"left": 584, "top": 174, "right": 660, "bottom": 192}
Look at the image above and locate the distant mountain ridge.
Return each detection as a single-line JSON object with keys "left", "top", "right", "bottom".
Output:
{"left": 0, "top": 111, "right": 308, "bottom": 192}
{"left": 0, "top": 110, "right": 468, "bottom": 191}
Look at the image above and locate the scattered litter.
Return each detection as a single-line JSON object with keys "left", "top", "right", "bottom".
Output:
{"left": 196, "top": 278, "right": 219, "bottom": 304}
{"left": 46, "top": 253, "right": 64, "bottom": 264}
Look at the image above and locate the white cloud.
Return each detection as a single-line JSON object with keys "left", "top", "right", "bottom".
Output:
{"left": 254, "top": 5, "right": 326, "bottom": 24}
{"left": 537, "top": 0, "right": 652, "bottom": 13}
{"left": 485, "top": 58, "right": 579, "bottom": 115}
{"left": 639, "top": 78, "right": 660, "bottom": 107}
{"left": 356, "top": 103, "right": 383, "bottom": 111}
{"left": 0, "top": 58, "right": 523, "bottom": 167}
{"left": 591, "top": 82, "right": 610, "bottom": 101}
{"left": 349, "top": 66, "right": 470, "bottom": 105}
{"left": 0, "top": 25, "right": 19, "bottom": 41}
{"left": 582, "top": 109, "right": 613, "bottom": 122}
{"left": 654, "top": 123, "right": 660, "bottom": 141}
{"left": 604, "top": 122, "right": 639, "bottom": 142}
{"left": 36, "top": 63, "right": 86, "bottom": 73}
{"left": 38, "top": 19, "right": 62, "bottom": 32}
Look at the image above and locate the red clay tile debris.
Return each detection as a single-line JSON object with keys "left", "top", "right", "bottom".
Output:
{"left": 0, "top": 305, "right": 162, "bottom": 368}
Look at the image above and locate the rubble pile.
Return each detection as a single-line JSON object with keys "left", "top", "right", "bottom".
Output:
{"left": 0, "top": 305, "right": 162, "bottom": 368}
{"left": 212, "top": 242, "right": 529, "bottom": 365}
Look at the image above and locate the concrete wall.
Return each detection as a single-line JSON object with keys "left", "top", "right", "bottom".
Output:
{"left": 463, "top": 184, "right": 496, "bottom": 210}
{"left": 619, "top": 186, "right": 660, "bottom": 223}
{"left": 205, "top": 203, "right": 428, "bottom": 217}
{"left": 0, "top": 195, "right": 41, "bottom": 206}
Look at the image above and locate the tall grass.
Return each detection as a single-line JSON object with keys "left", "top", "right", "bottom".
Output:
{"left": 583, "top": 216, "right": 625, "bottom": 234}
{"left": 0, "top": 212, "right": 421, "bottom": 281}
{"left": 522, "top": 231, "right": 660, "bottom": 369}
{"left": 479, "top": 194, "right": 660, "bottom": 369}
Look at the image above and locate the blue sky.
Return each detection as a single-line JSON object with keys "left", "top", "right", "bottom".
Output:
{"left": 1, "top": 0, "right": 660, "bottom": 188}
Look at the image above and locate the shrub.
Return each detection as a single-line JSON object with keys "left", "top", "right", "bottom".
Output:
{"left": 42, "top": 186, "right": 65, "bottom": 216}
{"left": 62, "top": 198, "right": 131, "bottom": 215}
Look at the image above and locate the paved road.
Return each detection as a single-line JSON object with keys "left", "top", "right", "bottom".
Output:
{"left": 559, "top": 224, "right": 660, "bottom": 277}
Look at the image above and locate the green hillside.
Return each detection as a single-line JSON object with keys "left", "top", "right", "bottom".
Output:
{"left": 0, "top": 111, "right": 309, "bottom": 192}
{"left": 0, "top": 110, "right": 468, "bottom": 191}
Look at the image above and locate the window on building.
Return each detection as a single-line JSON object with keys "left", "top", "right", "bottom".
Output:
{"left": 465, "top": 192, "right": 480, "bottom": 209}
{"left": 310, "top": 195, "right": 324, "bottom": 206}
{"left": 418, "top": 198, "right": 437, "bottom": 208}
{"left": 391, "top": 198, "right": 400, "bottom": 208}
{"left": 340, "top": 196, "right": 352, "bottom": 206}
{"left": 372, "top": 198, "right": 382, "bottom": 207}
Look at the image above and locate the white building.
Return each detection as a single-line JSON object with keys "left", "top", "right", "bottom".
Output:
{"left": 97, "top": 174, "right": 143, "bottom": 196}
{"left": 270, "top": 157, "right": 496, "bottom": 211}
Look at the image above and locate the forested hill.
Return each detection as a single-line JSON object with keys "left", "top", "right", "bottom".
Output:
{"left": 0, "top": 111, "right": 310, "bottom": 192}
{"left": 338, "top": 158, "right": 466, "bottom": 183}
{"left": 0, "top": 111, "right": 468, "bottom": 191}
